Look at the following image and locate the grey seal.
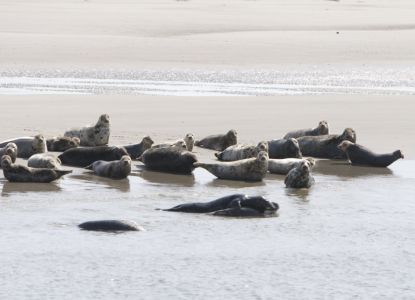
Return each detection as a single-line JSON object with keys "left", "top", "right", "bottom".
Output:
{"left": 267, "top": 138, "right": 302, "bottom": 159}
{"left": 284, "top": 160, "right": 315, "bottom": 188}
{"left": 1, "top": 155, "right": 72, "bottom": 183}
{"left": 64, "top": 114, "right": 110, "bottom": 146}
{"left": 297, "top": 128, "right": 356, "bottom": 159}
{"left": 268, "top": 157, "right": 316, "bottom": 175}
{"left": 152, "top": 140, "right": 187, "bottom": 150}
{"left": 215, "top": 141, "right": 268, "bottom": 161}
{"left": 195, "top": 129, "right": 237, "bottom": 151}
{"left": 122, "top": 136, "right": 154, "bottom": 159}
{"left": 58, "top": 146, "right": 129, "bottom": 167}
{"left": 139, "top": 147, "right": 197, "bottom": 174}
{"left": 28, "top": 153, "right": 62, "bottom": 169}
{"left": 194, "top": 151, "right": 268, "bottom": 182}
{"left": 338, "top": 141, "right": 404, "bottom": 167}
{"left": 46, "top": 136, "right": 80, "bottom": 152}
{"left": 284, "top": 121, "right": 329, "bottom": 139}
{"left": 78, "top": 220, "right": 144, "bottom": 232}
{"left": 0, "top": 135, "right": 47, "bottom": 158}
{"left": 85, "top": 155, "right": 132, "bottom": 179}
{"left": 0, "top": 142, "right": 18, "bottom": 164}
{"left": 184, "top": 133, "right": 195, "bottom": 151}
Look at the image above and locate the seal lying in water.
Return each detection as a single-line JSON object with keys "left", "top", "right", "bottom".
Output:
{"left": 285, "top": 160, "right": 315, "bottom": 188}
{"left": 161, "top": 194, "right": 279, "bottom": 217}
{"left": 194, "top": 151, "right": 268, "bottom": 182}
{"left": 284, "top": 121, "right": 329, "bottom": 139}
{"left": 78, "top": 220, "right": 144, "bottom": 232}
{"left": 337, "top": 141, "right": 404, "bottom": 167}
{"left": 1, "top": 155, "right": 72, "bottom": 183}
{"left": 139, "top": 147, "right": 197, "bottom": 174}
{"left": 122, "top": 136, "right": 154, "bottom": 159}
{"left": 215, "top": 141, "right": 268, "bottom": 161}
{"left": 297, "top": 128, "right": 356, "bottom": 159}
{"left": 268, "top": 157, "right": 316, "bottom": 175}
{"left": 0, "top": 135, "right": 47, "bottom": 158}
{"left": 0, "top": 143, "right": 18, "bottom": 164}
{"left": 85, "top": 155, "right": 132, "bottom": 179}
{"left": 58, "top": 146, "right": 128, "bottom": 167}
{"left": 28, "top": 153, "right": 62, "bottom": 169}
{"left": 195, "top": 129, "right": 237, "bottom": 151}
{"left": 64, "top": 114, "right": 110, "bottom": 146}
{"left": 46, "top": 136, "right": 80, "bottom": 152}
{"left": 267, "top": 138, "right": 302, "bottom": 159}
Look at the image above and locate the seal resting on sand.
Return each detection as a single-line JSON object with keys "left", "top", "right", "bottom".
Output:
{"left": 122, "top": 136, "right": 154, "bottom": 159}
{"left": 337, "top": 141, "right": 404, "bottom": 167}
{"left": 215, "top": 141, "right": 268, "bottom": 161}
{"left": 64, "top": 114, "right": 110, "bottom": 146}
{"left": 85, "top": 155, "right": 131, "bottom": 179}
{"left": 1, "top": 155, "right": 71, "bottom": 183}
{"left": 297, "top": 128, "right": 356, "bottom": 159}
{"left": 152, "top": 140, "right": 187, "bottom": 150}
{"left": 78, "top": 220, "right": 144, "bottom": 232}
{"left": 46, "top": 136, "right": 80, "bottom": 152}
{"left": 194, "top": 151, "right": 268, "bottom": 182}
{"left": 58, "top": 146, "right": 128, "bottom": 167}
{"left": 0, "top": 143, "right": 18, "bottom": 164}
{"left": 284, "top": 121, "right": 329, "bottom": 139}
{"left": 284, "top": 160, "right": 315, "bottom": 188}
{"left": 139, "top": 147, "right": 197, "bottom": 174}
{"left": 0, "top": 135, "right": 47, "bottom": 158}
{"left": 184, "top": 133, "right": 195, "bottom": 151}
{"left": 28, "top": 153, "right": 62, "bottom": 169}
{"left": 268, "top": 157, "right": 315, "bottom": 175}
{"left": 195, "top": 129, "right": 237, "bottom": 151}
{"left": 267, "top": 138, "right": 302, "bottom": 159}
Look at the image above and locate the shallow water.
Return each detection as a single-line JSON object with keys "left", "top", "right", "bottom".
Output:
{"left": 1, "top": 157, "right": 414, "bottom": 299}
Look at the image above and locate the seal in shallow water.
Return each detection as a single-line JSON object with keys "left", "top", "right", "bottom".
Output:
{"left": 337, "top": 141, "right": 404, "bottom": 167}
{"left": 297, "top": 128, "right": 356, "bottom": 159}
{"left": 195, "top": 129, "right": 237, "bottom": 151}
{"left": 28, "top": 153, "right": 62, "bottom": 169}
{"left": 268, "top": 157, "right": 316, "bottom": 175}
{"left": 267, "top": 138, "right": 302, "bottom": 159}
{"left": 122, "top": 136, "right": 154, "bottom": 159}
{"left": 284, "top": 121, "right": 329, "bottom": 139}
{"left": 1, "top": 155, "right": 72, "bottom": 183}
{"left": 46, "top": 136, "right": 80, "bottom": 152}
{"left": 58, "top": 146, "right": 128, "bottom": 167}
{"left": 78, "top": 220, "right": 144, "bottom": 232}
{"left": 0, "top": 143, "right": 18, "bottom": 164}
{"left": 215, "top": 141, "right": 268, "bottom": 161}
{"left": 139, "top": 147, "right": 197, "bottom": 174}
{"left": 0, "top": 135, "right": 47, "bottom": 158}
{"left": 85, "top": 155, "right": 132, "bottom": 179}
{"left": 284, "top": 160, "right": 315, "bottom": 188}
{"left": 194, "top": 151, "right": 268, "bottom": 182}
{"left": 64, "top": 114, "right": 110, "bottom": 146}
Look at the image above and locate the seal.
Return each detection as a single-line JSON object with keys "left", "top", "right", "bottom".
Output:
{"left": 297, "top": 128, "right": 356, "bottom": 159}
{"left": 1, "top": 155, "right": 72, "bottom": 183}
{"left": 284, "top": 121, "right": 329, "bottom": 139}
{"left": 268, "top": 157, "right": 316, "bottom": 175}
{"left": 152, "top": 140, "right": 187, "bottom": 150}
{"left": 195, "top": 129, "right": 237, "bottom": 151}
{"left": 78, "top": 220, "right": 144, "bottom": 232}
{"left": 184, "top": 133, "right": 195, "bottom": 151}
{"left": 139, "top": 147, "right": 197, "bottom": 174}
{"left": 28, "top": 153, "right": 62, "bottom": 169}
{"left": 46, "top": 136, "right": 80, "bottom": 152}
{"left": 122, "top": 136, "right": 154, "bottom": 159}
{"left": 337, "top": 141, "right": 404, "bottom": 167}
{"left": 194, "top": 151, "right": 268, "bottom": 182}
{"left": 215, "top": 141, "right": 268, "bottom": 161}
{"left": 160, "top": 194, "right": 279, "bottom": 217}
{"left": 58, "top": 146, "right": 129, "bottom": 167}
{"left": 0, "top": 142, "right": 18, "bottom": 164}
{"left": 0, "top": 135, "right": 47, "bottom": 158}
{"left": 85, "top": 155, "right": 132, "bottom": 179}
{"left": 64, "top": 114, "right": 110, "bottom": 146}
{"left": 284, "top": 160, "right": 315, "bottom": 188}
{"left": 267, "top": 138, "right": 302, "bottom": 159}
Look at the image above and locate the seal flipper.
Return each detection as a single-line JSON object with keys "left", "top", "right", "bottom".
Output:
{"left": 84, "top": 164, "right": 93, "bottom": 170}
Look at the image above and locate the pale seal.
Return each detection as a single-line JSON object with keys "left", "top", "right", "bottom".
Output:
{"left": 64, "top": 114, "right": 110, "bottom": 146}
{"left": 284, "top": 160, "right": 315, "bottom": 188}
{"left": 28, "top": 153, "right": 62, "bottom": 169}
{"left": 1, "top": 155, "right": 72, "bottom": 183}
{"left": 78, "top": 220, "right": 144, "bottom": 232}
{"left": 46, "top": 136, "right": 80, "bottom": 152}
{"left": 122, "top": 136, "right": 154, "bottom": 159}
{"left": 152, "top": 140, "right": 187, "bottom": 150}
{"left": 194, "top": 151, "right": 268, "bottom": 182}
{"left": 85, "top": 155, "right": 131, "bottom": 179}
{"left": 268, "top": 157, "right": 316, "bottom": 175}
{"left": 195, "top": 129, "right": 237, "bottom": 151}
{"left": 0, "top": 143, "right": 18, "bottom": 164}
{"left": 284, "top": 121, "right": 329, "bottom": 139}
{"left": 215, "top": 141, "right": 268, "bottom": 161}
{"left": 297, "top": 128, "right": 356, "bottom": 159}
{"left": 337, "top": 141, "right": 404, "bottom": 167}
{"left": 267, "top": 138, "right": 302, "bottom": 159}
{"left": 139, "top": 147, "right": 197, "bottom": 174}
{"left": 184, "top": 133, "right": 195, "bottom": 151}
{"left": 58, "top": 146, "right": 129, "bottom": 167}
{"left": 0, "top": 135, "right": 47, "bottom": 159}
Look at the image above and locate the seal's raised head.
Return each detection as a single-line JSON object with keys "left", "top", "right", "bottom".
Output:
{"left": 257, "top": 151, "right": 269, "bottom": 162}
{"left": 1, "top": 155, "right": 12, "bottom": 169}
{"left": 288, "top": 138, "right": 302, "bottom": 158}
{"left": 98, "top": 114, "right": 110, "bottom": 125}
{"left": 227, "top": 130, "right": 238, "bottom": 144}
{"left": 256, "top": 141, "right": 268, "bottom": 153}
{"left": 341, "top": 128, "right": 356, "bottom": 143}
{"left": 120, "top": 155, "right": 132, "bottom": 166}
{"left": 184, "top": 133, "right": 195, "bottom": 151}
{"left": 318, "top": 121, "right": 329, "bottom": 134}
{"left": 142, "top": 136, "right": 154, "bottom": 147}
{"left": 33, "top": 134, "right": 47, "bottom": 152}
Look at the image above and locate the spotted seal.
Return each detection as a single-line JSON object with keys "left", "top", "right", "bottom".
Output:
{"left": 284, "top": 121, "right": 329, "bottom": 139}
{"left": 58, "top": 146, "right": 128, "bottom": 167}
{"left": 139, "top": 147, "right": 197, "bottom": 174}
{"left": 268, "top": 157, "right": 316, "bottom": 175}
{"left": 195, "top": 129, "right": 237, "bottom": 151}
{"left": 122, "top": 136, "right": 154, "bottom": 159}
{"left": 267, "top": 138, "right": 302, "bottom": 159}
{"left": 284, "top": 160, "right": 315, "bottom": 188}
{"left": 0, "top": 135, "right": 47, "bottom": 159}
{"left": 46, "top": 136, "right": 80, "bottom": 152}
{"left": 85, "top": 155, "right": 131, "bottom": 179}
{"left": 215, "top": 141, "right": 268, "bottom": 161}
{"left": 28, "top": 153, "right": 62, "bottom": 169}
{"left": 64, "top": 114, "right": 110, "bottom": 146}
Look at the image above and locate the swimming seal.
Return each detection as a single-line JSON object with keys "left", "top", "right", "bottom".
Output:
{"left": 297, "top": 128, "right": 356, "bottom": 159}
{"left": 139, "top": 147, "right": 197, "bottom": 174}
{"left": 58, "top": 146, "right": 128, "bottom": 167}
{"left": 46, "top": 136, "right": 80, "bottom": 152}
{"left": 284, "top": 121, "right": 329, "bottom": 139}
{"left": 1, "top": 155, "right": 72, "bottom": 183}
{"left": 0, "top": 135, "right": 47, "bottom": 158}
{"left": 28, "top": 153, "right": 62, "bottom": 169}
{"left": 337, "top": 141, "right": 404, "bottom": 167}
{"left": 64, "top": 114, "right": 110, "bottom": 146}
{"left": 122, "top": 136, "right": 154, "bottom": 159}
{"left": 268, "top": 157, "right": 316, "bottom": 175}
{"left": 85, "top": 155, "right": 131, "bottom": 179}
{"left": 78, "top": 220, "right": 144, "bottom": 232}
{"left": 194, "top": 151, "right": 268, "bottom": 182}
{"left": 284, "top": 160, "right": 315, "bottom": 188}
{"left": 195, "top": 129, "right": 237, "bottom": 151}
{"left": 215, "top": 141, "right": 268, "bottom": 161}
{"left": 267, "top": 138, "right": 302, "bottom": 159}
{"left": 0, "top": 143, "right": 18, "bottom": 164}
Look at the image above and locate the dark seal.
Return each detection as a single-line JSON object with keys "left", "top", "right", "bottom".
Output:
{"left": 195, "top": 129, "right": 237, "bottom": 151}
{"left": 267, "top": 138, "right": 302, "bottom": 159}
{"left": 78, "top": 220, "right": 144, "bottom": 232}
{"left": 139, "top": 147, "right": 197, "bottom": 174}
{"left": 58, "top": 146, "right": 129, "bottom": 167}
{"left": 122, "top": 136, "right": 154, "bottom": 159}
{"left": 46, "top": 136, "right": 80, "bottom": 152}
{"left": 284, "top": 120, "right": 329, "bottom": 139}
{"left": 284, "top": 160, "right": 315, "bottom": 188}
